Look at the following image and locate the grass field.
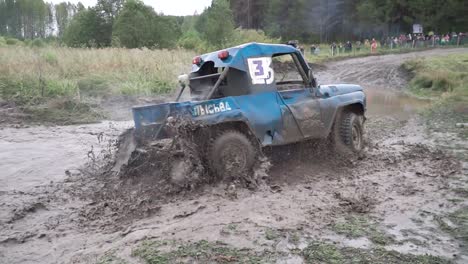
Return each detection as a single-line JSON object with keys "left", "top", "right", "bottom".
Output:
{"left": 1, "top": 44, "right": 466, "bottom": 124}
{"left": 402, "top": 53, "right": 468, "bottom": 140}
{"left": 0, "top": 46, "right": 195, "bottom": 123}
{"left": 403, "top": 53, "right": 468, "bottom": 107}
{"left": 0, "top": 46, "right": 195, "bottom": 105}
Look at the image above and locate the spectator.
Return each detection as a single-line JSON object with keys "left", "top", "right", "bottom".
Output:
{"left": 330, "top": 42, "right": 337, "bottom": 56}
{"left": 310, "top": 44, "right": 316, "bottom": 55}
{"left": 386, "top": 36, "right": 392, "bottom": 48}
{"left": 364, "top": 39, "right": 370, "bottom": 48}
{"left": 393, "top": 36, "right": 399, "bottom": 48}
{"left": 355, "top": 40, "right": 361, "bottom": 52}
{"left": 314, "top": 46, "right": 320, "bottom": 55}
{"left": 345, "top": 41, "right": 352, "bottom": 52}
{"left": 371, "top": 38, "right": 377, "bottom": 53}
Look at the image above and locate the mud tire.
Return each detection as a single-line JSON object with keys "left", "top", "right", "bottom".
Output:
{"left": 333, "top": 111, "right": 364, "bottom": 154}
{"left": 208, "top": 130, "right": 257, "bottom": 181}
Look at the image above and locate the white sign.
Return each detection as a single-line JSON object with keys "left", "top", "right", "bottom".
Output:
{"left": 192, "top": 101, "right": 232, "bottom": 117}
{"left": 247, "top": 57, "right": 274, "bottom": 85}
{"left": 413, "top": 24, "right": 423, "bottom": 34}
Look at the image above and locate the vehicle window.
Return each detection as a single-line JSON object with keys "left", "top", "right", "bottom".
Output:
{"left": 272, "top": 54, "right": 306, "bottom": 91}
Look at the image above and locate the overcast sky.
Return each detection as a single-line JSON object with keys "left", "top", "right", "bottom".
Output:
{"left": 48, "top": 0, "right": 212, "bottom": 16}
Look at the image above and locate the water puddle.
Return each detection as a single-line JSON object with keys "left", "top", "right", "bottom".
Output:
{"left": 365, "top": 89, "right": 431, "bottom": 120}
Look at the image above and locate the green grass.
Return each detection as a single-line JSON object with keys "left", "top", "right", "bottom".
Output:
{"left": 132, "top": 239, "right": 276, "bottom": 263}
{"left": 0, "top": 46, "right": 195, "bottom": 124}
{"left": 332, "top": 215, "right": 396, "bottom": 246}
{"left": 303, "top": 242, "right": 451, "bottom": 264}
{"left": 403, "top": 53, "right": 468, "bottom": 103}
{"left": 0, "top": 46, "right": 195, "bottom": 103}
{"left": 436, "top": 207, "right": 468, "bottom": 247}
{"left": 96, "top": 250, "right": 128, "bottom": 264}
{"left": 404, "top": 53, "right": 468, "bottom": 143}
{"left": 21, "top": 98, "right": 106, "bottom": 125}
{"left": 124, "top": 238, "right": 453, "bottom": 264}
{"left": 264, "top": 228, "right": 280, "bottom": 241}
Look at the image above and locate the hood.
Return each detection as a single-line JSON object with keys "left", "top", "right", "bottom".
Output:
{"left": 319, "top": 84, "right": 363, "bottom": 97}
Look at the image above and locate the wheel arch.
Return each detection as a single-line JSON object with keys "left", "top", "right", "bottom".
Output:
{"left": 327, "top": 101, "right": 366, "bottom": 137}
{"left": 341, "top": 102, "right": 365, "bottom": 116}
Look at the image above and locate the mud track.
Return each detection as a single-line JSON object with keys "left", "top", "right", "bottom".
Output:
{"left": 1, "top": 48, "right": 467, "bottom": 263}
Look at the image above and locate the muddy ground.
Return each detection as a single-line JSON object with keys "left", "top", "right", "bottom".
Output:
{"left": 0, "top": 48, "right": 467, "bottom": 264}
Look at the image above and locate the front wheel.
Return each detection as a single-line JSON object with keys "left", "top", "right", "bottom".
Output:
{"left": 208, "top": 130, "right": 257, "bottom": 181}
{"left": 333, "top": 111, "right": 365, "bottom": 154}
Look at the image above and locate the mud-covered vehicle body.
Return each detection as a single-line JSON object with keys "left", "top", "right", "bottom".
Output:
{"left": 133, "top": 43, "right": 366, "bottom": 177}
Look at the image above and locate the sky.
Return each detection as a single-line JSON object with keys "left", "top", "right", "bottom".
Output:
{"left": 48, "top": 0, "right": 212, "bottom": 16}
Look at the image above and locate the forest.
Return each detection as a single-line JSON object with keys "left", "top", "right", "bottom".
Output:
{"left": 0, "top": 0, "right": 467, "bottom": 49}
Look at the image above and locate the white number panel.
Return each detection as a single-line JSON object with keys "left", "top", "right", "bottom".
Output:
{"left": 247, "top": 57, "right": 274, "bottom": 85}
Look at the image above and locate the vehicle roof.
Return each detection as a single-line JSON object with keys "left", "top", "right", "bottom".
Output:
{"left": 191, "top": 42, "right": 299, "bottom": 73}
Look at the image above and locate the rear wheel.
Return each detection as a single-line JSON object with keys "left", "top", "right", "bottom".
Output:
{"left": 333, "top": 111, "right": 364, "bottom": 154}
{"left": 208, "top": 130, "right": 257, "bottom": 181}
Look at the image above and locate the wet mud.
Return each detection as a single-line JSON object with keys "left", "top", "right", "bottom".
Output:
{"left": 1, "top": 48, "right": 467, "bottom": 263}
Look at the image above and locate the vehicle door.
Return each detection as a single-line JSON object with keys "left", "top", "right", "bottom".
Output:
{"left": 272, "top": 53, "right": 325, "bottom": 144}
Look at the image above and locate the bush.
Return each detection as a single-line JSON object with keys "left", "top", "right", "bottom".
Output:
{"left": 31, "top": 39, "right": 46, "bottom": 48}
{"left": 41, "top": 51, "right": 58, "bottom": 66}
{"left": 0, "top": 77, "right": 43, "bottom": 105}
{"left": 0, "top": 36, "right": 7, "bottom": 46}
{"left": 45, "top": 79, "right": 78, "bottom": 97}
{"left": 177, "top": 30, "right": 204, "bottom": 51}
{"left": 229, "top": 28, "right": 279, "bottom": 46}
{"left": 412, "top": 74, "right": 433, "bottom": 89}
{"left": 77, "top": 76, "right": 110, "bottom": 97}
{"left": 411, "top": 72, "right": 455, "bottom": 92}
{"left": 6, "top": 38, "right": 20, "bottom": 45}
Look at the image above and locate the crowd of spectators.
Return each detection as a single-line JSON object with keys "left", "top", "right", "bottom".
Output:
{"left": 381, "top": 32, "right": 466, "bottom": 49}
{"left": 290, "top": 32, "right": 466, "bottom": 57}
{"left": 322, "top": 32, "right": 466, "bottom": 56}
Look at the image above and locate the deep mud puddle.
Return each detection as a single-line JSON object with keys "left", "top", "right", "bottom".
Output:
{"left": 365, "top": 88, "right": 431, "bottom": 120}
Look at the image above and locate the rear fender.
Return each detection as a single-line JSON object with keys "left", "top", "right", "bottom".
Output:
{"left": 202, "top": 120, "right": 259, "bottom": 145}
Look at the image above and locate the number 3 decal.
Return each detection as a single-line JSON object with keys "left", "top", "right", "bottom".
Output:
{"left": 247, "top": 57, "right": 274, "bottom": 85}
{"left": 252, "top": 60, "right": 264, "bottom": 76}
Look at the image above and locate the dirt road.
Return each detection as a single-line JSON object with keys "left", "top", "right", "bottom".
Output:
{"left": 1, "top": 48, "right": 467, "bottom": 263}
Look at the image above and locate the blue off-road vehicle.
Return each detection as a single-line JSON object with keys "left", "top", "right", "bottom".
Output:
{"left": 132, "top": 43, "right": 366, "bottom": 178}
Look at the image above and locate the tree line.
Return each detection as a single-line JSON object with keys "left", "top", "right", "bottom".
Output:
{"left": 230, "top": 0, "right": 468, "bottom": 42}
{"left": 0, "top": 0, "right": 466, "bottom": 49}
{"left": 0, "top": 0, "right": 83, "bottom": 39}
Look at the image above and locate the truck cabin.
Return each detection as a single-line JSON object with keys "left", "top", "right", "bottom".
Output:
{"left": 186, "top": 43, "right": 316, "bottom": 101}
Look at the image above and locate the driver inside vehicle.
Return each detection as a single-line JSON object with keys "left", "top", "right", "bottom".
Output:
{"left": 272, "top": 55, "right": 307, "bottom": 91}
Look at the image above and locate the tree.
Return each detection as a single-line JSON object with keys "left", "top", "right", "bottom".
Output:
{"left": 196, "top": 0, "right": 235, "bottom": 48}
{"left": 229, "top": 0, "right": 268, "bottom": 29}
{"left": 112, "top": 0, "right": 155, "bottom": 48}
{"left": 112, "top": 0, "right": 181, "bottom": 49}
{"left": 63, "top": 7, "right": 108, "bottom": 47}
{"left": 94, "top": 0, "right": 123, "bottom": 45}
{"left": 55, "top": 2, "right": 70, "bottom": 37}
